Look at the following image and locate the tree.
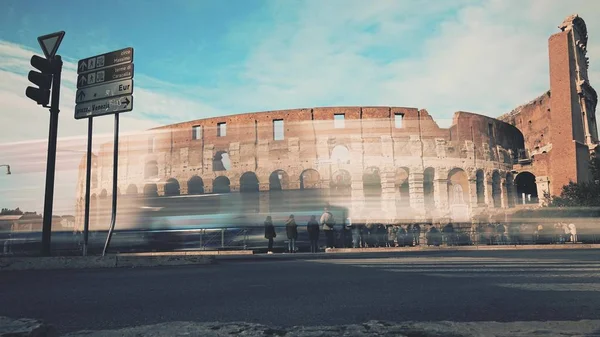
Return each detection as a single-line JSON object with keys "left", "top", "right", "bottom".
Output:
{"left": 545, "top": 154, "right": 600, "bottom": 207}
{"left": 0, "top": 207, "right": 23, "bottom": 215}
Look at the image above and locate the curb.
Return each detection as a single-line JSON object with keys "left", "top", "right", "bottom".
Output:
{"left": 326, "top": 243, "right": 600, "bottom": 253}
{"left": 0, "top": 254, "right": 215, "bottom": 271}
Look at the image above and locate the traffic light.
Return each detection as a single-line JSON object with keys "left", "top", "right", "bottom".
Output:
{"left": 25, "top": 55, "right": 55, "bottom": 106}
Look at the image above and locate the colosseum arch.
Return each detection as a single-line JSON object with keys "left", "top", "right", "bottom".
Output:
{"left": 492, "top": 171, "right": 502, "bottom": 208}
{"left": 505, "top": 172, "right": 515, "bottom": 208}
{"left": 363, "top": 167, "right": 382, "bottom": 213}
{"left": 240, "top": 172, "right": 260, "bottom": 192}
{"left": 187, "top": 176, "right": 204, "bottom": 195}
{"left": 99, "top": 189, "right": 108, "bottom": 199}
{"left": 126, "top": 184, "right": 138, "bottom": 195}
{"left": 300, "top": 169, "right": 320, "bottom": 189}
{"left": 331, "top": 169, "right": 352, "bottom": 199}
{"left": 144, "top": 161, "right": 159, "bottom": 179}
{"left": 515, "top": 171, "right": 538, "bottom": 205}
{"left": 447, "top": 168, "right": 469, "bottom": 205}
{"left": 269, "top": 170, "right": 289, "bottom": 191}
{"left": 213, "top": 176, "right": 231, "bottom": 193}
{"left": 331, "top": 145, "right": 351, "bottom": 164}
{"left": 476, "top": 169, "right": 485, "bottom": 205}
{"left": 396, "top": 167, "right": 410, "bottom": 208}
{"left": 423, "top": 167, "right": 435, "bottom": 210}
{"left": 213, "top": 151, "right": 231, "bottom": 171}
{"left": 143, "top": 183, "right": 158, "bottom": 197}
{"left": 164, "top": 178, "right": 181, "bottom": 196}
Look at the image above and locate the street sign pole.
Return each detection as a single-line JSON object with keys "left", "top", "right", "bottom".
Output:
{"left": 41, "top": 55, "right": 63, "bottom": 256}
{"left": 82, "top": 117, "right": 93, "bottom": 256}
{"left": 75, "top": 47, "right": 133, "bottom": 256}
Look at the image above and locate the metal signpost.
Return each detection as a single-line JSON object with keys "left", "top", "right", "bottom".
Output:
{"left": 25, "top": 31, "right": 65, "bottom": 256}
{"left": 76, "top": 47, "right": 134, "bottom": 256}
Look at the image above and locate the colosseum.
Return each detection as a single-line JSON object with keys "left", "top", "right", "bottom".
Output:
{"left": 76, "top": 14, "right": 598, "bottom": 231}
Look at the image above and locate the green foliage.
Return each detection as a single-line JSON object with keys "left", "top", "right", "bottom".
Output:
{"left": 0, "top": 207, "right": 23, "bottom": 215}
{"left": 545, "top": 154, "right": 600, "bottom": 207}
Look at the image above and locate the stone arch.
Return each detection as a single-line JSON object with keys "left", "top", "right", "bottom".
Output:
{"left": 213, "top": 151, "right": 231, "bottom": 171}
{"left": 126, "top": 184, "right": 138, "bottom": 195}
{"left": 240, "top": 172, "right": 260, "bottom": 192}
{"left": 363, "top": 167, "right": 382, "bottom": 214}
{"left": 164, "top": 178, "right": 180, "bottom": 196}
{"left": 300, "top": 169, "right": 320, "bottom": 189}
{"left": 331, "top": 169, "right": 352, "bottom": 198}
{"left": 505, "top": 172, "right": 515, "bottom": 208}
{"left": 476, "top": 169, "right": 485, "bottom": 205}
{"left": 492, "top": 171, "right": 502, "bottom": 208}
{"left": 269, "top": 170, "right": 289, "bottom": 191}
{"left": 447, "top": 168, "right": 469, "bottom": 205}
{"left": 396, "top": 167, "right": 410, "bottom": 208}
{"left": 331, "top": 145, "right": 350, "bottom": 164}
{"left": 213, "top": 176, "right": 231, "bottom": 193}
{"left": 143, "top": 183, "right": 158, "bottom": 197}
{"left": 99, "top": 189, "right": 108, "bottom": 199}
{"left": 187, "top": 176, "right": 204, "bottom": 195}
{"left": 145, "top": 160, "right": 158, "bottom": 179}
{"left": 423, "top": 167, "right": 435, "bottom": 210}
{"left": 515, "top": 171, "right": 538, "bottom": 205}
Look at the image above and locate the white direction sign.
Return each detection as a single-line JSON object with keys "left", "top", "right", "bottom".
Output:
{"left": 75, "top": 79, "right": 133, "bottom": 104}
{"left": 74, "top": 95, "right": 133, "bottom": 119}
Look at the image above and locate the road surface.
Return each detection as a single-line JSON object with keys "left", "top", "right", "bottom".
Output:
{"left": 1, "top": 249, "right": 600, "bottom": 335}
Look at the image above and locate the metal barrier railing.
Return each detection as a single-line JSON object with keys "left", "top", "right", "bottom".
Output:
{"left": 2, "top": 224, "right": 600, "bottom": 256}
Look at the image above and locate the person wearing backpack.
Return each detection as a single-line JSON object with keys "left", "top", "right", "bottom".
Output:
{"left": 320, "top": 207, "right": 336, "bottom": 249}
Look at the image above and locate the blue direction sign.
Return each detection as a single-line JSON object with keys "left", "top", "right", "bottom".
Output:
{"left": 77, "top": 47, "right": 133, "bottom": 74}
{"left": 77, "top": 63, "right": 133, "bottom": 89}
{"left": 74, "top": 95, "right": 133, "bottom": 119}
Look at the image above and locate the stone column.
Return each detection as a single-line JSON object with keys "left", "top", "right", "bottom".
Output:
{"left": 350, "top": 170, "right": 365, "bottom": 222}
{"left": 204, "top": 181, "right": 213, "bottom": 194}
{"left": 229, "top": 142, "right": 240, "bottom": 171}
{"left": 179, "top": 180, "right": 188, "bottom": 195}
{"left": 434, "top": 168, "right": 449, "bottom": 213}
{"left": 409, "top": 169, "right": 425, "bottom": 212}
{"left": 485, "top": 172, "right": 494, "bottom": 207}
{"left": 536, "top": 176, "right": 550, "bottom": 206}
{"left": 468, "top": 177, "right": 478, "bottom": 209}
{"left": 259, "top": 183, "right": 270, "bottom": 214}
{"left": 380, "top": 167, "right": 397, "bottom": 221}
{"left": 500, "top": 177, "right": 508, "bottom": 208}
{"left": 157, "top": 182, "right": 165, "bottom": 196}
{"left": 203, "top": 144, "right": 214, "bottom": 173}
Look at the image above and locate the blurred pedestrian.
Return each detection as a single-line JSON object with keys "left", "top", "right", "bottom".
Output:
{"left": 285, "top": 214, "right": 298, "bottom": 253}
{"left": 307, "top": 215, "right": 320, "bottom": 253}
{"left": 264, "top": 216, "right": 276, "bottom": 254}
{"left": 320, "top": 207, "right": 336, "bottom": 249}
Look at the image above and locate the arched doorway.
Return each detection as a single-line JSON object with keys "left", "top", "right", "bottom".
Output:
{"left": 363, "top": 167, "right": 382, "bottom": 214}
{"left": 515, "top": 172, "right": 538, "bottom": 204}
{"left": 164, "top": 178, "right": 180, "bottom": 196}
{"left": 240, "top": 172, "right": 260, "bottom": 192}
{"left": 300, "top": 169, "right": 320, "bottom": 189}
{"left": 331, "top": 145, "right": 350, "bottom": 164}
{"left": 213, "top": 176, "right": 231, "bottom": 194}
{"left": 187, "top": 176, "right": 204, "bottom": 195}
{"left": 448, "top": 168, "right": 469, "bottom": 222}
{"left": 126, "top": 184, "right": 138, "bottom": 196}
{"left": 269, "top": 170, "right": 289, "bottom": 191}
{"left": 331, "top": 169, "right": 352, "bottom": 198}
{"left": 423, "top": 167, "right": 435, "bottom": 210}
{"left": 396, "top": 167, "right": 410, "bottom": 208}
{"left": 143, "top": 184, "right": 158, "bottom": 197}
{"left": 213, "top": 151, "right": 231, "bottom": 171}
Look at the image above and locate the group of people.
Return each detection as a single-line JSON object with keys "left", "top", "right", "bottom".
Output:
{"left": 263, "top": 208, "right": 581, "bottom": 253}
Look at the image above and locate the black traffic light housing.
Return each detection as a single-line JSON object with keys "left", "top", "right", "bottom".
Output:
{"left": 25, "top": 55, "right": 56, "bottom": 107}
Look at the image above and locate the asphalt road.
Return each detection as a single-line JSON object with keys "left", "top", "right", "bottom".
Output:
{"left": 1, "top": 249, "right": 600, "bottom": 334}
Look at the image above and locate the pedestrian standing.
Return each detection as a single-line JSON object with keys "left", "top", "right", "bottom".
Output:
{"left": 285, "top": 214, "right": 298, "bottom": 253}
{"left": 307, "top": 215, "right": 320, "bottom": 253}
{"left": 264, "top": 216, "right": 276, "bottom": 254}
{"left": 320, "top": 207, "right": 336, "bottom": 249}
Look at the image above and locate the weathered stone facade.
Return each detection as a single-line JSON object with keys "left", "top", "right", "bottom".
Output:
{"left": 76, "top": 14, "right": 599, "bottom": 231}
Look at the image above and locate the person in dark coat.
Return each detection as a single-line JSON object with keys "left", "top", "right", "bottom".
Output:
{"left": 285, "top": 214, "right": 298, "bottom": 253}
{"left": 307, "top": 215, "right": 320, "bottom": 253}
{"left": 264, "top": 216, "right": 276, "bottom": 254}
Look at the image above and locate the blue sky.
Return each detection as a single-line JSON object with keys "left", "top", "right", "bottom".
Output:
{"left": 0, "top": 0, "right": 599, "bottom": 214}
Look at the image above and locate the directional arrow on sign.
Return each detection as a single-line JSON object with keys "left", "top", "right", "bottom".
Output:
{"left": 78, "top": 61, "right": 87, "bottom": 72}
{"left": 121, "top": 96, "right": 130, "bottom": 107}
{"left": 77, "top": 91, "right": 85, "bottom": 102}
{"left": 78, "top": 76, "right": 86, "bottom": 86}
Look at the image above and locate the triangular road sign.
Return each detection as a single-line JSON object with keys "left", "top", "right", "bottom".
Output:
{"left": 37, "top": 31, "right": 65, "bottom": 59}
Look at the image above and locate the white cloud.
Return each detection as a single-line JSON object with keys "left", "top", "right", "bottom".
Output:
{"left": 221, "top": 0, "right": 600, "bottom": 127}
{"left": 0, "top": 40, "right": 222, "bottom": 214}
